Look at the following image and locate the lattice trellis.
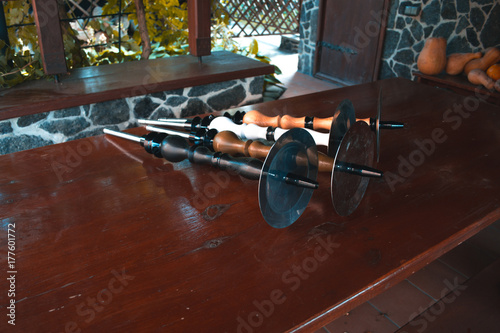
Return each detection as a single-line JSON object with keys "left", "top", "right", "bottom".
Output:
{"left": 65, "top": 0, "right": 108, "bottom": 18}
{"left": 61, "top": 0, "right": 127, "bottom": 49}
{"left": 223, "top": 0, "right": 302, "bottom": 37}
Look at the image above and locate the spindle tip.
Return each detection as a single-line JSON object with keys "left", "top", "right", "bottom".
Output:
{"left": 335, "top": 161, "right": 383, "bottom": 178}
{"left": 379, "top": 121, "right": 405, "bottom": 129}
{"left": 269, "top": 171, "right": 319, "bottom": 189}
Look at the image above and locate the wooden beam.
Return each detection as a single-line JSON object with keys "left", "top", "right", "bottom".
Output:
{"left": 187, "top": 0, "right": 211, "bottom": 57}
{"left": 31, "top": 0, "right": 68, "bottom": 75}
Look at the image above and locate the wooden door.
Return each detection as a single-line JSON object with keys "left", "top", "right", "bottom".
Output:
{"left": 314, "top": 0, "right": 389, "bottom": 85}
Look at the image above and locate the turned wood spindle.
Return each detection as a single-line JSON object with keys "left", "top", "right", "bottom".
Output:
{"left": 213, "top": 131, "right": 334, "bottom": 173}
{"left": 243, "top": 110, "right": 366, "bottom": 131}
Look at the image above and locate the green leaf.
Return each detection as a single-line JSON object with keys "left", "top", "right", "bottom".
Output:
{"left": 264, "top": 75, "right": 282, "bottom": 85}
{"left": 254, "top": 54, "right": 271, "bottom": 63}
{"left": 89, "top": 20, "right": 101, "bottom": 31}
{"left": 0, "top": 56, "right": 7, "bottom": 67}
{"left": 248, "top": 39, "right": 259, "bottom": 55}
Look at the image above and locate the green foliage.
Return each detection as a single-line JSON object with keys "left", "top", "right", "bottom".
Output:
{"left": 211, "top": 16, "right": 282, "bottom": 88}
{"left": 0, "top": 0, "right": 43, "bottom": 87}
{"left": 1, "top": 0, "right": 280, "bottom": 89}
{"left": 0, "top": 39, "right": 44, "bottom": 87}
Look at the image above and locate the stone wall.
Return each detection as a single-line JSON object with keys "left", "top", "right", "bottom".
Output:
{"left": 297, "top": 0, "right": 500, "bottom": 80}
{"left": 381, "top": 0, "right": 500, "bottom": 79}
{"left": 297, "top": 0, "right": 320, "bottom": 76}
{"left": 0, "top": 76, "right": 264, "bottom": 155}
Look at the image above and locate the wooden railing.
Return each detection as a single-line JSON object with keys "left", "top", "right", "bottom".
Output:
{"left": 223, "top": 0, "right": 302, "bottom": 37}
{"left": 0, "top": 0, "right": 211, "bottom": 77}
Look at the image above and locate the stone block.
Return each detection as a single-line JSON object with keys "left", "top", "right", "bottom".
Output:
{"left": 180, "top": 98, "right": 212, "bottom": 118}
{"left": 455, "top": 16, "right": 470, "bottom": 34}
{"left": 441, "top": 0, "right": 457, "bottom": 20}
{"left": 166, "top": 96, "right": 188, "bottom": 107}
{"left": 421, "top": 0, "right": 441, "bottom": 25}
{"left": 39, "top": 117, "right": 91, "bottom": 137}
{"left": 456, "top": 0, "right": 470, "bottom": 13}
{"left": 249, "top": 76, "right": 265, "bottom": 95}
{"left": 0, "top": 135, "right": 53, "bottom": 155}
{"left": 151, "top": 107, "right": 175, "bottom": 120}
{"left": 470, "top": 7, "right": 486, "bottom": 31}
{"left": 432, "top": 22, "right": 456, "bottom": 39}
{"left": 89, "top": 99, "right": 130, "bottom": 125}
{"left": 207, "top": 84, "right": 246, "bottom": 111}
{"left": 53, "top": 107, "right": 81, "bottom": 119}
{"left": 480, "top": 4, "right": 500, "bottom": 48}
{"left": 188, "top": 81, "right": 237, "bottom": 97}
{"left": 17, "top": 113, "right": 48, "bottom": 127}
{"left": 0, "top": 121, "right": 13, "bottom": 134}
{"left": 133, "top": 97, "right": 160, "bottom": 119}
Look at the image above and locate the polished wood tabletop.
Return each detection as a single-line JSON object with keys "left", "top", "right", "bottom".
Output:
{"left": 1, "top": 78, "right": 499, "bottom": 332}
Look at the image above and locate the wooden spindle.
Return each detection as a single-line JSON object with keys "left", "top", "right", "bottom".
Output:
{"left": 243, "top": 110, "right": 281, "bottom": 127}
{"left": 212, "top": 130, "right": 334, "bottom": 173}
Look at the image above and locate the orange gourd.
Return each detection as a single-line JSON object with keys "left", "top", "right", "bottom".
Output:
{"left": 445, "top": 52, "right": 482, "bottom": 75}
{"left": 467, "top": 69, "right": 495, "bottom": 90}
{"left": 486, "top": 63, "right": 500, "bottom": 81}
{"left": 463, "top": 47, "right": 500, "bottom": 75}
{"left": 417, "top": 38, "right": 447, "bottom": 75}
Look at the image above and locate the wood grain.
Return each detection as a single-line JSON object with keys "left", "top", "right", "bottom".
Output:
{"left": 187, "top": 0, "right": 212, "bottom": 57}
{"left": 314, "top": 0, "right": 389, "bottom": 85}
{"left": 0, "top": 78, "right": 499, "bottom": 332}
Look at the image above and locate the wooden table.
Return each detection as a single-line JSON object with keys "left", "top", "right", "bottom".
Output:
{"left": 1, "top": 78, "right": 499, "bottom": 332}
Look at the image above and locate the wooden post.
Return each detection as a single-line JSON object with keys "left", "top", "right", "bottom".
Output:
{"left": 134, "top": 0, "right": 151, "bottom": 59}
{"left": 31, "top": 0, "right": 68, "bottom": 75}
{"left": 187, "top": 0, "right": 211, "bottom": 57}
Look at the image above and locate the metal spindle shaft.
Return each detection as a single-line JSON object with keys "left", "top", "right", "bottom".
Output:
{"left": 138, "top": 119, "right": 187, "bottom": 128}
{"left": 104, "top": 128, "right": 318, "bottom": 190}
{"left": 103, "top": 128, "right": 143, "bottom": 143}
{"left": 145, "top": 126, "right": 192, "bottom": 139}
{"left": 158, "top": 118, "right": 182, "bottom": 122}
